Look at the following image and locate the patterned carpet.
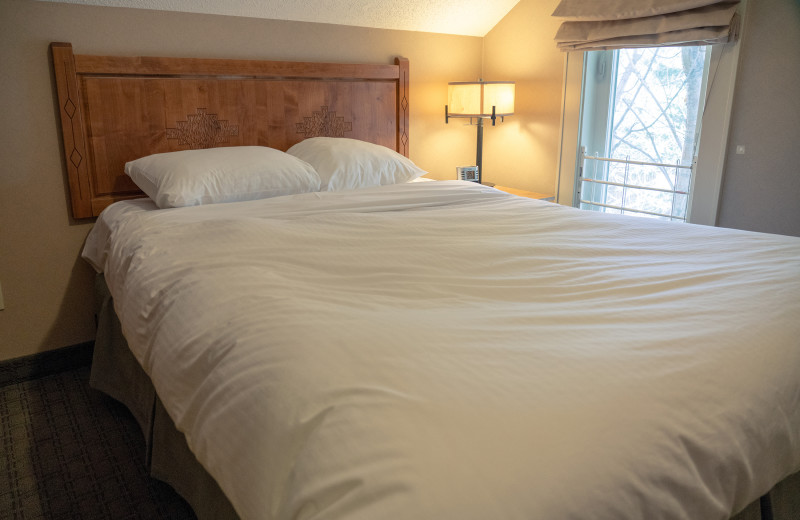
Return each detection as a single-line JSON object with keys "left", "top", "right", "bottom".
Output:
{"left": 0, "top": 367, "right": 195, "bottom": 519}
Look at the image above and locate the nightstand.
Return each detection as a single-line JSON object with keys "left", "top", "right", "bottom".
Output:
{"left": 493, "top": 185, "right": 554, "bottom": 201}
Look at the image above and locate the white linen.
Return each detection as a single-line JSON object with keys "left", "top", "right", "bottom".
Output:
{"left": 286, "top": 138, "right": 426, "bottom": 191}
{"left": 84, "top": 181, "right": 800, "bottom": 520}
{"left": 125, "top": 146, "right": 321, "bottom": 208}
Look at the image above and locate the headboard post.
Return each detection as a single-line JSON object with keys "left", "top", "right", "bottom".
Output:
{"left": 395, "top": 57, "right": 410, "bottom": 158}
{"left": 51, "top": 42, "right": 93, "bottom": 219}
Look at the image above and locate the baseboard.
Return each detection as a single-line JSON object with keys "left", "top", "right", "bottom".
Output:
{"left": 0, "top": 341, "right": 94, "bottom": 387}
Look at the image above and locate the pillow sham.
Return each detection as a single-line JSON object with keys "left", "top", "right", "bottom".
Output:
{"left": 286, "top": 137, "right": 427, "bottom": 191}
{"left": 125, "top": 146, "right": 321, "bottom": 208}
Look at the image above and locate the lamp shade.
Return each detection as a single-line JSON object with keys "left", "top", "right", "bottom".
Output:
{"left": 447, "top": 81, "right": 515, "bottom": 118}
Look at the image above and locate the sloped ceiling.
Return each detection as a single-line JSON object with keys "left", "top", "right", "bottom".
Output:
{"left": 38, "top": 0, "right": 521, "bottom": 36}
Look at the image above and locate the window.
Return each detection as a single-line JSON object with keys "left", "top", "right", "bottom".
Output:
{"left": 577, "top": 46, "right": 711, "bottom": 221}
{"left": 555, "top": 38, "right": 743, "bottom": 227}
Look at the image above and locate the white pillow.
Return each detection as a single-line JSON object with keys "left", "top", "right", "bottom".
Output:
{"left": 125, "top": 146, "right": 321, "bottom": 208}
{"left": 286, "top": 137, "right": 427, "bottom": 191}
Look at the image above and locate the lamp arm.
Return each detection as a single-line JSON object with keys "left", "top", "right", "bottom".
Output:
{"left": 445, "top": 105, "right": 449, "bottom": 124}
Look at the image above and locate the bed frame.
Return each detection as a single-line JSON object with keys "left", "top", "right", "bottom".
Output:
{"left": 51, "top": 42, "right": 411, "bottom": 518}
{"left": 50, "top": 42, "right": 409, "bottom": 219}
{"left": 53, "top": 44, "right": 797, "bottom": 520}
{"left": 93, "top": 274, "right": 800, "bottom": 520}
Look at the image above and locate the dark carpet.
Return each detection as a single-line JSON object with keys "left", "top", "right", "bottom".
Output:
{"left": 0, "top": 367, "right": 195, "bottom": 519}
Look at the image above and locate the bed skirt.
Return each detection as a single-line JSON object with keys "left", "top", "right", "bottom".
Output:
{"left": 91, "top": 274, "right": 798, "bottom": 520}
{"left": 92, "top": 274, "right": 239, "bottom": 520}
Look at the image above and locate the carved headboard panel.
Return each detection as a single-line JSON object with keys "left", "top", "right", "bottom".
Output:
{"left": 50, "top": 43, "right": 410, "bottom": 218}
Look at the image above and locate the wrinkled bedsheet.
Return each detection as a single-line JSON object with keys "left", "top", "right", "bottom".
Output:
{"left": 84, "top": 180, "right": 800, "bottom": 520}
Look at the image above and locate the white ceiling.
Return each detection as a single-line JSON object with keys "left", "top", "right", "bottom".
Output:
{"left": 39, "top": 0, "right": 521, "bottom": 37}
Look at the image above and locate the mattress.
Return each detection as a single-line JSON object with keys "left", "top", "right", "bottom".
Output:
{"left": 83, "top": 180, "right": 800, "bottom": 520}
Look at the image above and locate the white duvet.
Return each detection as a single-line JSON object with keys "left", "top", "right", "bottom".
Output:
{"left": 84, "top": 181, "right": 800, "bottom": 520}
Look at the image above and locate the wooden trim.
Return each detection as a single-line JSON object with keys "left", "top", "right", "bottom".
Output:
{"left": 395, "top": 57, "right": 410, "bottom": 158}
{"left": 74, "top": 55, "right": 401, "bottom": 80}
{"left": 51, "top": 42, "right": 94, "bottom": 219}
{"left": 493, "top": 185, "right": 554, "bottom": 200}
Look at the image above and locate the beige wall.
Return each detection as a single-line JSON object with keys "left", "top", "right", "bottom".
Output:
{"left": 717, "top": 0, "right": 800, "bottom": 237}
{"left": 0, "top": 0, "right": 483, "bottom": 361}
{"left": 482, "top": 0, "right": 564, "bottom": 194}
{"left": 2, "top": 0, "right": 791, "bottom": 363}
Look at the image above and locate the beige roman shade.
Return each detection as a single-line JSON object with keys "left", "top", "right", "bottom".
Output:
{"left": 552, "top": 0, "right": 740, "bottom": 51}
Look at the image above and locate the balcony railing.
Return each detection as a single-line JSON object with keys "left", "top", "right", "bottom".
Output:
{"left": 578, "top": 147, "right": 695, "bottom": 221}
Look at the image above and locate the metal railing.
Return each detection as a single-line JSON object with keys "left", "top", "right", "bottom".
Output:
{"left": 578, "top": 147, "right": 695, "bottom": 221}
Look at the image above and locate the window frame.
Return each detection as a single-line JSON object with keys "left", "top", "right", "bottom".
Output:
{"left": 554, "top": 1, "right": 746, "bottom": 227}
{"left": 577, "top": 47, "right": 711, "bottom": 221}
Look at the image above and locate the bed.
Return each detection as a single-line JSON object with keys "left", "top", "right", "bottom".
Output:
{"left": 52, "top": 43, "right": 800, "bottom": 520}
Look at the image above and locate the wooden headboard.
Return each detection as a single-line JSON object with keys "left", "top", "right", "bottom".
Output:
{"left": 50, "top": 43, "right": 410, "bottom": 218}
